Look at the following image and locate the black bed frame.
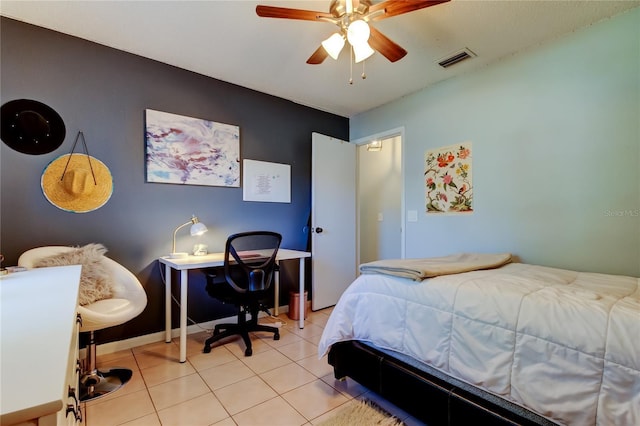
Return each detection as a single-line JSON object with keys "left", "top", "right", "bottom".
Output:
{"left": 328, "top": 341, "right": 559, "bottom": 426}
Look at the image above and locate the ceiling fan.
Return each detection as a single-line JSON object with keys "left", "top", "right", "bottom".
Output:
{"left": 256, "top": 0, "right": 450, "bottom": 65}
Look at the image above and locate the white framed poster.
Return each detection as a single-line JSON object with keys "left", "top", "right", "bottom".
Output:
{"left": 425, "top": 141, "right": 473, "bottom": 214}
{"left": 242, "top": 159, "right": 291, "bottom": 203}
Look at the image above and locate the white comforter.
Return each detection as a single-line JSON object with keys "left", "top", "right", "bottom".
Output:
{"left": 318, "top": 263, "right": 640, "bottom": 425}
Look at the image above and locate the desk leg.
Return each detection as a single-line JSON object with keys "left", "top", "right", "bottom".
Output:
{"left": 179, "top": 270, "right": 188, "bottom": 363}
{"left": 274, "top": 261, "right": 280, "bottom": 316}
{"left": 299, "top": 257, "right": 305, "bottom": 329}
{"left": 165, "top": 265, "right": 172, "bottom": 343}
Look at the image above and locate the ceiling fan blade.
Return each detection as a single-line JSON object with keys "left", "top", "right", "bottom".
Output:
{"left": 368, "top": 0, "right": 450, "bottom": 21}
{"left": 368, "top": 26, "right": 407, "bottom": 62}
{"left": 256, "top": 5, "right": 333, "bottom": 21}
{"left": 307, "top": 46, "right": 329, "bottom": 64}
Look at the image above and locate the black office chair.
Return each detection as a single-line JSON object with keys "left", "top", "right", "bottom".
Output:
{"left": 203, "top": 231, "right": 282, "bottom": 356}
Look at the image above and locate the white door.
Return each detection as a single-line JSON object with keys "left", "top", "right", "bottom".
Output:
{"left": 311, "top": 133, "right": 357, "bottom": 310}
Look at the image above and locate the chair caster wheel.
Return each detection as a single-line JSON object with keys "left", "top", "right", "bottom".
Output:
{"left": 244, "top": 348, "right": 253, "bottom": 356}
{"left": 274, "top": 332, "right": 280, "bottom": 341}
{"left": 203, "top": 346, "right": 211, "bottom": 353}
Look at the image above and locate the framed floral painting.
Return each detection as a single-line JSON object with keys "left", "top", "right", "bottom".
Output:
{"left": 425, "top": 142, "right": 473, "bottom": 214}
{"left": 145, "top": 109, "right": 240, "bottom": 187}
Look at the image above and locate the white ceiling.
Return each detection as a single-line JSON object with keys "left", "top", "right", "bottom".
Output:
{"left": 1, "top": 1, "right": 638, "bottom": 117}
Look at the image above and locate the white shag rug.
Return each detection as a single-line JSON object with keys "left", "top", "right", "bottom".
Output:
{"left": 319, "top": 399, "right": 405, "bottom": 426}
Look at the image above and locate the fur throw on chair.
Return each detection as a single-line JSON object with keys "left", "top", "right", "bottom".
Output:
{"left": 33, "top": 243, "right": 114, "bottom": 305}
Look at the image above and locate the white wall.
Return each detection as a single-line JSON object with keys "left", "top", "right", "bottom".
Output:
{"left": 358, "top": 136, "right": 402, "bottom": 263}
{"left": 350, "top": 8, "right": 640, "bottom": 277}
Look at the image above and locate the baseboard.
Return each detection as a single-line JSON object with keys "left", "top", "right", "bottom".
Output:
{"left": 94, "top": 304, "right": 292, "bottom": 356}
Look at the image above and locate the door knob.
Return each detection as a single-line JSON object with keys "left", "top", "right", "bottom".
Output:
{"left": 314, "top": 227, "right": 323, "bottom": 233}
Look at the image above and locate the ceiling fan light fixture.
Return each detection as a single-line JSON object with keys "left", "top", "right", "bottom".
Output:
{"left": 322, "top": 33, "right": 345, "bottom": 60}
{"left": 347, "top": 20, "right": 374, "bottom": 63}
{"left": 352, "top": 41, "right": 375, "bottom": 63}
{"left": 346, "top": 19, "right": 370, "bottom": 45}
{"left": 257, "top": 0, "right": 452, "bottom": 67}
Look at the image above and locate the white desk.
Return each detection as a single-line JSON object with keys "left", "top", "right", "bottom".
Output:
{"left": 1, "top": 266, "right": 81, "bottom": 425}
{"left": 158, "top": 249, "right": 311, "bottom": 362}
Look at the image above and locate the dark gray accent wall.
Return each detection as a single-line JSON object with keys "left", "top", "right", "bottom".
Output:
{"left": 0, "top": 17, "right": 348, "bottom": 343}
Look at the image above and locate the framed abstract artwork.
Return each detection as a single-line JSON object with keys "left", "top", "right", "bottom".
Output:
{"left": 145, "top": 109, "right": 240, "bottom": 187}
{"left": 425, "top": 142, "right": 473, "bottom": 214}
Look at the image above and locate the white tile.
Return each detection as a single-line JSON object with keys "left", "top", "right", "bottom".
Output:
{"left": 241, "top": 348, "right": 292, "bottom": 374}
{"left": 263, "top": 328, "right": 303, "bottom": 348}
{"left": 198, "top": 359, "right": 255, "bottom": 390}
{"left": 260, "top": 363, "right": 317, "bottom": 394}
{"left": 139, "top": 359, "right": 196, "bottom": 388}
{"left": 232, "top": 396, "right": 307, "bottom": 426}
{"left": 211, "top": 417, "right": 238, "bottom": 426}
{"left": 133, "top": 340, "right": 182, "bottom": 369}
{"left": 276, "top": 339, "right": 318, "bottom": 361}
{"left": 320, "top": 373, "right": 367, "bottom": 399}
{"left": 282, "top": 379, "right": 349, "bottom": 420}
{"left": 214, "top": 376, "right": 277, "bottom": 415}
{"left": 96, "top": 350, "right": 137, "bottom": 370}
{"left": 188, "top": 344, "right": 238, "bottom": 372}
{"left": 156, "top": 393, "right": 229, "bottom": 426}
{"left": 296, "top": 353, "right": 334, "bottom": 378}
{"left": 306, "top": 311, "right": 330, "bottom": 328}
{"left": 86, "top": 305, "right": 412, "bottom": 426}
{"left": 85, "top": 389, "right": 155, "bottom": 426}
{"left": 148, "top": 373, "right": 210, "bottom": 410}
{"left": 222, "top": 333, "right": 273, "bottom": 358}
{"left": 287, "top": 323, "right": 324, "bottom": 341}
{"left": 119, "top": 413, "right": 162, "bottom": 426}
{"left": 95, "top": 349, "right": 135, "bottom": 365}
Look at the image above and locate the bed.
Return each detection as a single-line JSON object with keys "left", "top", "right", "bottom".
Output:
{"left": 317, "top": 254, "right": 639, "bottom": 425}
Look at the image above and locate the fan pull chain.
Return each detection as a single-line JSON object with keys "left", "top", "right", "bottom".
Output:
{"left": 349, "top": 45, "right": 354, "bottom": 85}
{"left": 347, "top": 46, "right": 367, "bottom": 84}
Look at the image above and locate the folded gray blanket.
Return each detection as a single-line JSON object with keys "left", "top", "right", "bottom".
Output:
{"left": 359, "top": 253, "right": 513, "bottom": 281}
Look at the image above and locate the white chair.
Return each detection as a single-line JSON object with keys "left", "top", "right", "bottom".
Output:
{"left": 19, "top": 246, "right": 147, "bottom": 401}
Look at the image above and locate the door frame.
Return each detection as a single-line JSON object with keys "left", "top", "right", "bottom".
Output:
{"left": 352, "top": 127, "right": 406, "bottom": 263}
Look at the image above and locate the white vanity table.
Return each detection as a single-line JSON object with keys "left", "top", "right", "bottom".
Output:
{"left": 1, "top": 265, "right": 83, "bottom": 426}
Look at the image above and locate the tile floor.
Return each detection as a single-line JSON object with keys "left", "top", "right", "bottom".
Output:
{"left": 82, "top": 308, "right": 424, "bottom": 426}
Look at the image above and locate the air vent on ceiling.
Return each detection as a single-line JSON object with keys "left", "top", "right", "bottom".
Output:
{"left": 437, "top": 48, "right": 476, "bottom": 68}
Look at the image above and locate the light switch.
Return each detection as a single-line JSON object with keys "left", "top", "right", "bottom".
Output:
{"left": 377, "top": 213, "right": 383, "bottom": 222}
{"left": 407, "top": 210, "right": 418, "bottom": 222}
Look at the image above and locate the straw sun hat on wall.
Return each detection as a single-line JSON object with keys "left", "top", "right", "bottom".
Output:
{"left": 0, "top": 98, "right": 113, "bottom": 213}
{"left": 41, "top": 153, "right": 113, "bottom": 213}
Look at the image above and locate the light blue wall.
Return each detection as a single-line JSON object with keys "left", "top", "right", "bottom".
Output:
{"left": 351, "top": 8, "right": 640, "bottom": 277}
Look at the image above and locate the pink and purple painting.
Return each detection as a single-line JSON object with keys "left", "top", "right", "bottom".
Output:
{"left": 145, "top": 109, "right": 240, "bottom": 187}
